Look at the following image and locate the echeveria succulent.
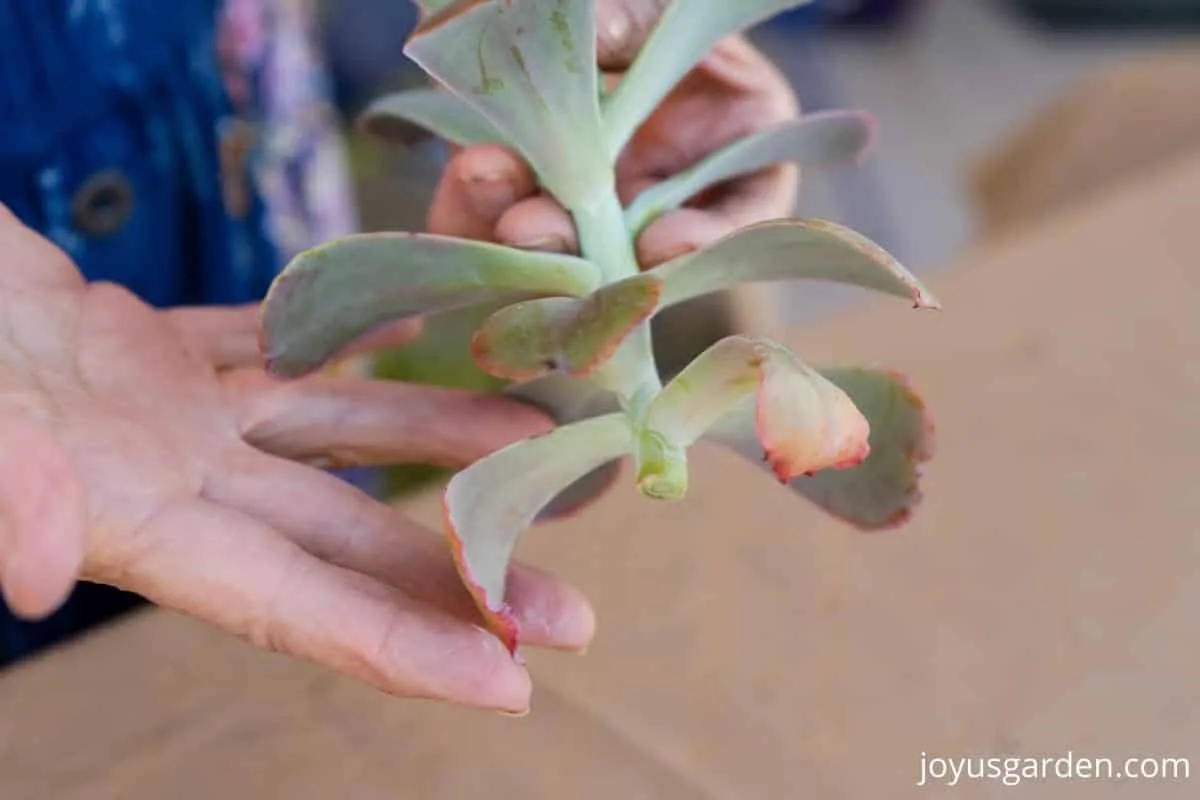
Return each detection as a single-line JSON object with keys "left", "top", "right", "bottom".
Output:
{"left": 259, "top": 0, "right": 939, "bottom": 654}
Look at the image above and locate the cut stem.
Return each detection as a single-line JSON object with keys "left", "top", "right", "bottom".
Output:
{"left": 636, "top": 429, "right": 689, "bottom": 500}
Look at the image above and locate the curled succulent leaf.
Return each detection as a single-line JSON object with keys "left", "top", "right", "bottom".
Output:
{"left": 471, "top": 273, "right": 663, "bottom": 381}
{"left": 505, "top": 374, "right": 624, "bottom": 521}
{"left": 443, "top": 413, "right": 635, "bottom": 652}
{"left": 625, "top": 111, "right": 876, "bottom": 233}
{"left": 648, "top": 218, "right": 941, "bottom": 312}
{"left": 708, "top": 367, "right": 935, "bottom": 530}
{"left": 357, "top": 88, "right": 507, "bottom": 148}
{"left": 405, "top": 0, "right": 610, "bottom": 208}
{"left": 260, "top": 234, "right": 601, "bottom": 378}
{"left": 636, "top": 335, "right": 870, "bottom": 499}
{"left": 505, "top": 372, "right": 620, "bottom": 425}
{"left": 602, "top": 0, "right": 814, "bottom": 158}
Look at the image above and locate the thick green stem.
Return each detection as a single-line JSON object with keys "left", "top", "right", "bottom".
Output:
{"left": 572, "top": 189, "right": 639, "bottom": 284}
{"left": 570, "top": 188, "right": 663, "bottom": 415}
{"left": 571, "top": 186, "right": 687, "bottom": 498}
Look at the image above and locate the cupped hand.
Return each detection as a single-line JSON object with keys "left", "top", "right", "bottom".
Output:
{"left": 426, "top": 0, "right": 800, "bottom": 264}
{"left": 0, "top": 206, "right": 593, "bottom": 714}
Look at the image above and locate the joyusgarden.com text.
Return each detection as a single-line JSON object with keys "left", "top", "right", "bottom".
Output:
{"left": 917, "top": 751, "right": 1190, "bottom": 788}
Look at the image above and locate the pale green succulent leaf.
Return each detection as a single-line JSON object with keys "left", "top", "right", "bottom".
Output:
{"left": 404, "top": 0, "right": 610, "bottom": 207}
{"left": 648, "top": 219, "right": 941, "bottom": 311}
{"left": 505, "top": 374, "right": 624, "bottom": 520}
{"left": 708, "top": 367, "right": 935, "bottom": 530}
{"left": 260, "top": 233, "right": 601, "bottom": 378}
{"left": 638, "top": 335, "right": 870, "bottom": 496}
{"left": 584, "top": 322, "right": 663, "bottom": 404}
{"left": 625, "top": 111, "right": 874, "bottom": 233}
{"left": 444, "top": 413, "right": 634, "bottom": 651}
{"left": 505, "top": 373, "right": 621, "bottom": 424}
{"left": 357, "top": 88, "right": 508, "bottom": 148}
{"left": 602, "top": 0, "right": 814, "bottom": 158}
{"left": 471, "top": 273, "right": 662, "bottom": 381}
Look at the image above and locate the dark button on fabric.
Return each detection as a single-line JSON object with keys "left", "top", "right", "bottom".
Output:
{"left": 71, "top": 168, "right": 136, "bottom": 237}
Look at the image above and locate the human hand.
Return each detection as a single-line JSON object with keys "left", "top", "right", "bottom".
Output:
{"left": 425, "top": 0, "right": 800, "bottom": 265}
{"left": 0, "top": 206, "right": 593, "bottom": 714}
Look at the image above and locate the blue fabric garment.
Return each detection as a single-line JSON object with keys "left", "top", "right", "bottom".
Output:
{"left": 0, "top": 0, "right": 282, "bottom": 307}
{"left": 0, "top": 1, "right": 374, "bottom": 667}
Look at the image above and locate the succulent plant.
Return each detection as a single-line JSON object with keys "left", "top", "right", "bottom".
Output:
{"left": 259, "top": 0, "right": 939, "bottom": 654}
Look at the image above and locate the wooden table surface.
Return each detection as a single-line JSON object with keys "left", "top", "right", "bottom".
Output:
{"left": 2, "top": 152, "right": 1198, "bottom": 799}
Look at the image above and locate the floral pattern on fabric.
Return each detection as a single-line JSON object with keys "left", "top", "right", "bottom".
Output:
{"left": 216, "top": 0, "right": 358, "bottom": 261}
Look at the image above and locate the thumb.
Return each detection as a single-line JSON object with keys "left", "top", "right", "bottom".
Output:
{"left": 0, "top": 411, "right": 86, "bottom": 619}
{"left": 595, "top": 0, "right": 671, "bottom": 70}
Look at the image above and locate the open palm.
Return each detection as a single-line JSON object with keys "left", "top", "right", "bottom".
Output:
{"left": 0, "top": 206, "right": 592, "bottom": 714}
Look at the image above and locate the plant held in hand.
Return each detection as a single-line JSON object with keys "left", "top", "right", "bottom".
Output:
{"left": 259, "top": 0, "right": 940, "bottom": 654}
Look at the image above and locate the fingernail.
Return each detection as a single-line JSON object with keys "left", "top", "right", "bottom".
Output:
{"left": 464, "top": 174, "right": 518, "bottom": 217}
{"left": 496, "top": 705, "right": 531, "bottom": 719}
{"left": 604, "top": 13, "right": 630, "bottom": 52}
{"left": 511, "top": 234, "right": 567, "bottom": 253}
{"left": 464, "top": 168, "right": 508, "bottom": 186}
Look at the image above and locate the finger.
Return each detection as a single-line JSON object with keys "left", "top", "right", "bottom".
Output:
{"left": 426, "top": 144, "right": 537, "bottom": 240}
{"left": 334, "top": 317, "right": 425, "bottom": 361}
{"left": 634, "top": 207, "right": 738, "bottom": 268}
{"left": 494, "top": 196, "right": 579, "bottom": 254}
{"left": 616, "top": 36, "right": 799, "bottom": 183}
{"left": 207, "top": 450, "right": 596, "bottom": 653}
{"left": 701, "top": 161, "right": 799, "bottom": 226}
{"left": 634, "top": 162, "right": 797, "bottom": 269}
{"left": 0, "top": 410, "right": 86, "bottom": 619}
{"left": 165, "top": 305, "right": 423, "bottom": 372}
{"left": 163, "top": 304, "right": 264, "bottom": 369}
{"left": 100, "top": 496, "right": 533, "bottom": 712}
{"left": 225, "top": 371, "right": 553, "bottom": 468}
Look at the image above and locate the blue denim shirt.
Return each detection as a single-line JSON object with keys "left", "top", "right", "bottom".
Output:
{"left": 0, "top": 0, "right": 349, "bottom": 666}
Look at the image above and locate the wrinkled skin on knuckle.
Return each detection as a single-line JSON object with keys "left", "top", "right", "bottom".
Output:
{"left": 360, "top": 607, "right": 419, "bottom": 694}
{"left": 369, "top": 618, "right": 515, "bottom": 704}
{"left": 80, "top": 498, "right": 176, "bottom": 587}
{"left": 219, "top": 368, "right": 299, "bottom": 443}
{"left": 240, "top": 543, "right": 314, "bottom": 657}
{"left": 353, "top": 591, "right": 476, "bottom": 701}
